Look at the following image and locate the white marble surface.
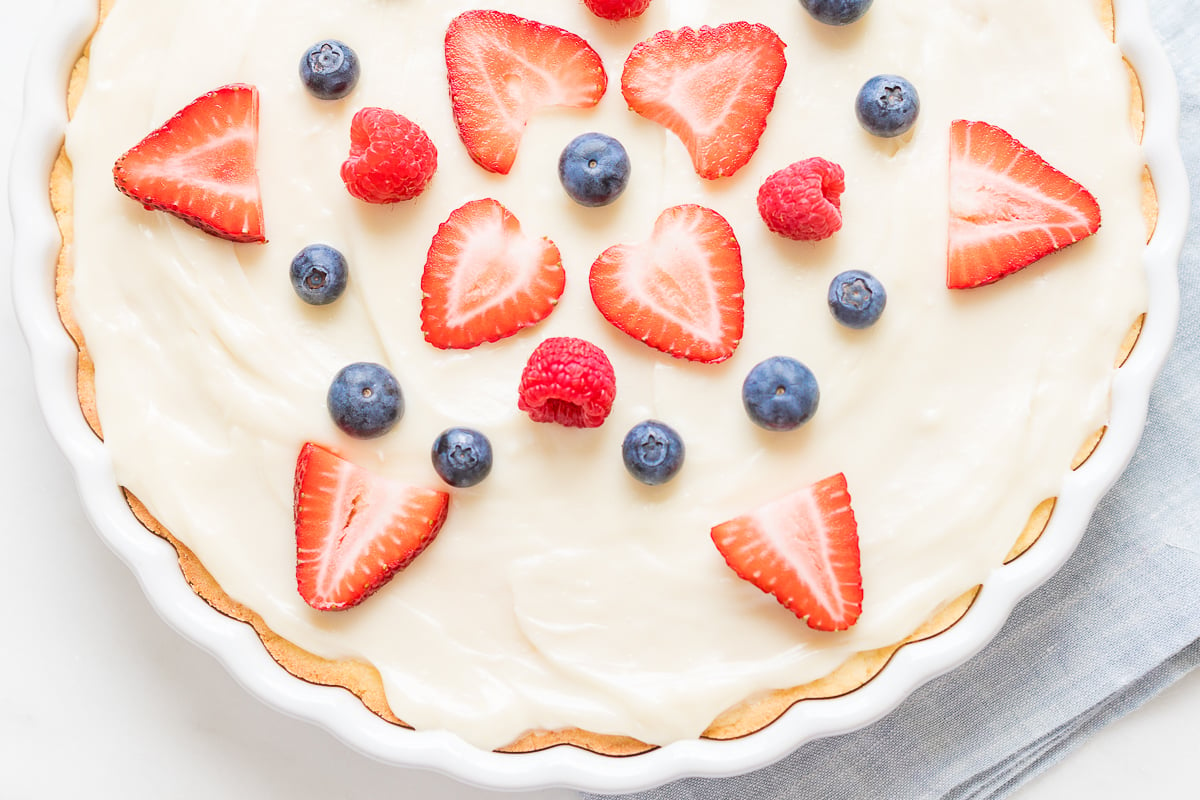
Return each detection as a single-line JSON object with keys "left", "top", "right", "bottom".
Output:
{"left": 3, "top": 2, "right": 1197, "bottom": 797}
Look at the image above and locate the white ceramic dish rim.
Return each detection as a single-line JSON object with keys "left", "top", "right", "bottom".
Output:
{"left": 10, "top": 0, "right": 1188, "bottom": 793}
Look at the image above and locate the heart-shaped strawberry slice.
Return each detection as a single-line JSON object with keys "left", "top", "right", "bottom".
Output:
{"left": 421, "top": 198, "right": 565, "bottom": 350}
{"left": 589, "top": 204, "right": 745, "bottom": 364}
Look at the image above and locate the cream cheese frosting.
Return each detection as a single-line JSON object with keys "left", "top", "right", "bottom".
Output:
{"left": 65, "top": 0, "right": 1147, "bottom": 749}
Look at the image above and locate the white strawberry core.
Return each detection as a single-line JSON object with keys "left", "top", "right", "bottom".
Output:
{"left": 633, "top": 223, "right": 726, "bottom": 344}
{"left": 301, "top": 468, "right": 414, "bottom": 601}
{"left": 443, "top": 214, "right": 550, "bottom": 324}
{"left": 950, "top": 160, "right": 1095, "bottom": 247}
{"left": 752, "top": 489, "right": 852, "bottom": 621}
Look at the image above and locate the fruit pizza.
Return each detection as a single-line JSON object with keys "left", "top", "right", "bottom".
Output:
{"left": 58, "top": 0, "right": 1150, "bottom": 751}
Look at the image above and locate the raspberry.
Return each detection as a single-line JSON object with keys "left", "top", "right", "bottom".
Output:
{"left": 518, "top": 337, "right": 617, "bottom": 428}
{"left": 341, "top": 107, "right": 437, "bottom": 204}
{"left": 582, "top": 0, "right": 653, "bottom": 20}
{"left": 757, "top": 157, "right": 845, "bottom": 241}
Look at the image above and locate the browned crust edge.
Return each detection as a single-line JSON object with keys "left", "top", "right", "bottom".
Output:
{"left": 54, "top": 0, "right": 1154, "bottom": 756}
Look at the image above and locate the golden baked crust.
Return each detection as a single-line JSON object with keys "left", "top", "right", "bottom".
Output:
{"left": 53, "top": 0, "right": 1155, "bottom": 755}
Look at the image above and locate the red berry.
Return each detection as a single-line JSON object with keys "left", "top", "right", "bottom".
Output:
{"left": 590, "top": 204, "right": 744, "bottom": 364}
{"left": 294, "top": 443, "right": 449, "bottom": 611}
{"left": 112, "top": 84, "right": 265, "bottom": 243}
{"left": 518, "top": 337, "right": 616, "bottom": 428}
{"left": 421, "top": 199, "right": 565, "bottom": 350}
{"left": 583, "top": 0, "right": 653, "bottom": 21}
{"left": 757, "top": 157, "right": 845, "bottom": 241}
{"left": 622, "top": 23, "right": 787, "bottom": 180}
{"left": 445, "top": 11, "right": 607, "bottom": 175}
{"left": 711, "top": 472, "right": 862, "bottom": 631}
{"left": 341, "top": 107, "right": 437, "bottom": 204}
{"left": 948, "top": 119, "right": 1101, "bottom": 289}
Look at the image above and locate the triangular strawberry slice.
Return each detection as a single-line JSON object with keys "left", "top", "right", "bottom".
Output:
{"left": 948, "top": 119, "right": 1101, "bottom": 289}
{"left": 621, "top": 23, "right": 787, "bottom": 180}
{"left": 112, "top": 83, "right": 265, "bottom": 243}
{"left": 421, "top": 198, "right": 566, "bottom": 350}
{"left": 711, "top": 473, "right": 863, "bottom": 632}
{"left": 590, "top": 204, "right": 744, "bottom": 364}
{"left": 445, "top": 10, "right": 607, "bottom": 175}
{"left": 294, "top": 443, "right": 449, "bottom": 611}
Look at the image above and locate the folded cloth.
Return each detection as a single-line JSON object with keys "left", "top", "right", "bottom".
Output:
{"left": 585, "top": 2, "right": 1200, "bottom": 797}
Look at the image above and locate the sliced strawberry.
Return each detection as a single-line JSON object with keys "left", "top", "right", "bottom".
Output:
{"left": 621, "top": 23, "right": 786, "bottom": 180}
{"left": 590, "top": 204, "right": 744, "bottom": 363}
{"left": 294, "top": 443, "right": 449, "bottom": 611}
{"left": 711, "top": 473, "right": 862, "bottom": 632}
{"left": 948, "top": 119, "right": 1101, "bottom": 289}
{"left": 421, "top": 198, "right": 565, "bottom": 349}
{"left": 112, "top": 84, "right": 265, "bottom": 243}
{"left": 445, "top": 11, "right": 607, "bottom": 174}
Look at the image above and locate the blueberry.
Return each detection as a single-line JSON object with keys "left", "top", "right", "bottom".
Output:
{"left": 742, "top": 357, "right": 820, "bottom": 432}
{"left": 300, "top": 40, "right": 360, "bottom": 100}
{"left": 432, "top": 427, "right": 493, "bottom": 488}
{"left": 290, "top": 244, "right": 348, "bottom": 305}
{"left": 327, "top": 362, "right": 403, "bottom": 438}
{"left": 800, "top": 0, "right": 874, "bottom": 25}
{"left": 828, "top": 269, "right": 887, "bottom": 328}
{"left": 622, "top": 420, "right": 685, "bottom": 486}
{"left": 855, "top": 74, "right": 920, "bottom": 138}
{"left": 558, "top": 133, "right": 631, "bottom": 207}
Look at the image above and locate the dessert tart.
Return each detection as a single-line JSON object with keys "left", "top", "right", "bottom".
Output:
{"left": 41, "top": 0, "right": 1178, "bottom": 784}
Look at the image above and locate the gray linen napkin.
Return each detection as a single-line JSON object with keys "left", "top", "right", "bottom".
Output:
{"left": 585, "top": 2, "right": 1200, "bottom": 797}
